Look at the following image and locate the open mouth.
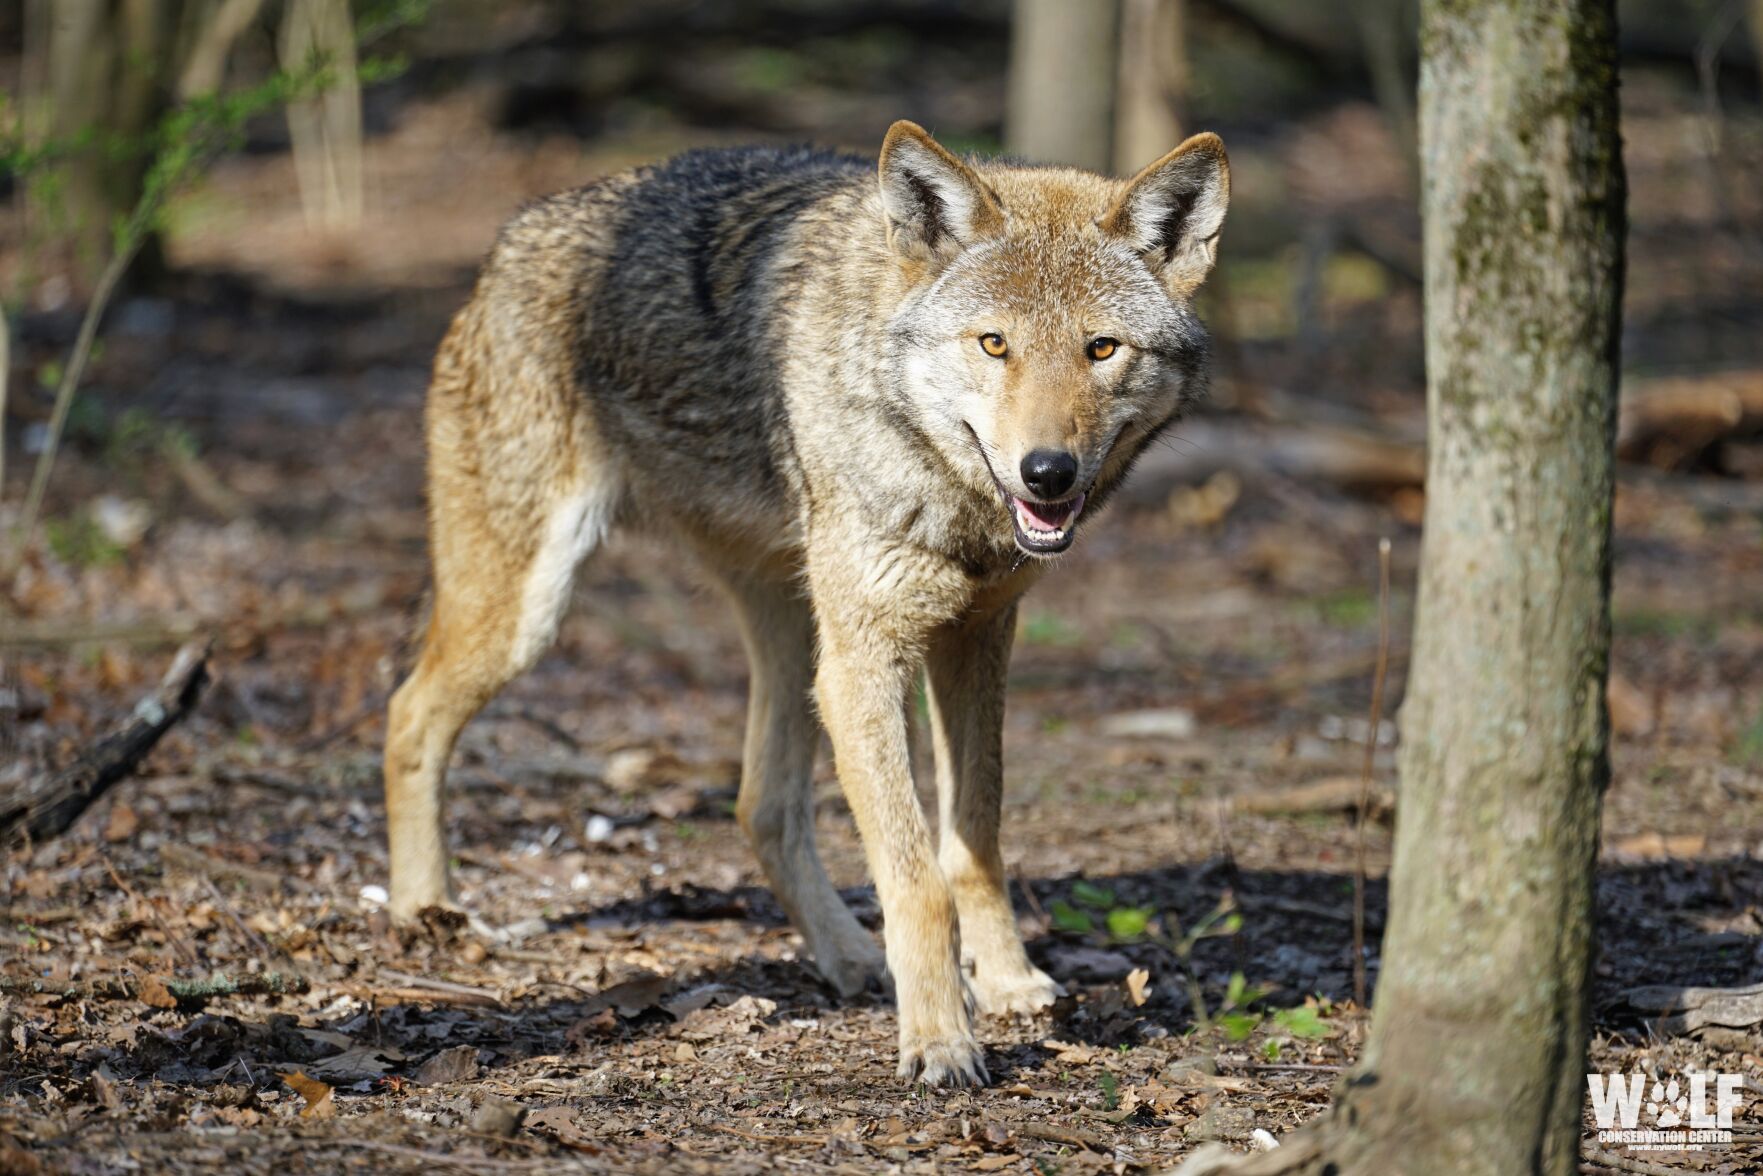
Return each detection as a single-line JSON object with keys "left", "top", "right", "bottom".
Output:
{"left": 1010, "top": 492, "right": 1087, "bottom": 554}
{"left": 964, "top": 423, "right": 1088, "bottom": 557}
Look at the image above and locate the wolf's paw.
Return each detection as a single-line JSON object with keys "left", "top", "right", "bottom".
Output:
{"left": 387, "top": 893, "right": 460, "bottom": 925}
{"left": 971, "top": 966, "right": 1064, "bottom": 1018}
{"left": 814, "top": 936, "right": 889, "bottom": 999}
{"left": 897, "top": 1033, "right": 990, "bottom": 1088}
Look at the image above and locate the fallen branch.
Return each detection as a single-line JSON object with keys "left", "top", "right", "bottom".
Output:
{"left": 1624, "top": 981, "right": 1763, "bottom": 1033}
{"left": 708, "top": 1123, "right": 830, "bottom": 1147}
{"left": 1582, "top": 1146, "right": 1706, "bottom": 1176}
{"left": 1119, "top": 370, "right": 1763, "bottom": 510}
{"left": 160, "top": 840, "right": 316, "bottom": 894}
{"left": 1617, "top": 372, "right": 1763, "bottom": 467}
{"left": 1016, "top": 1122, "right": 1109, "bottom": 1152}
{"left": 355, "top": 969, "right": 504, "bottom": 1008}
{"left": 354, "top": 985, "right": 505, "bottom": 1009}
{"left": 1234, "top": 776, "right": 1396, "bottom": 822}
{"left": 0, "top": 616, "right": 205, "bottom": 650}
{"left": 1123, "top": 420, "right": 1426, "bottom": 505}
{"left": 1, "top": 641, "right": 211, "bottom": 843}
{"left": 0, "top": 970, "right": 307, "bottom": 1006}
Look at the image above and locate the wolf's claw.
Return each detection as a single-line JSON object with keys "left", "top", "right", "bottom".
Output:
{"left": 898, "top": 1036, "right": 991, "bottom": 1088}
{"left": 972, "top": 967, "right": 1064, "bottom": 1018}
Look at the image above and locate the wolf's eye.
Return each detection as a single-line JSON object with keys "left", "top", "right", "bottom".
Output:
{"left": 1087, "top": 337, "right": 1119, "bottom": 361}
{"left": 979, "top": 333, "right": 1008, "bottom": 358}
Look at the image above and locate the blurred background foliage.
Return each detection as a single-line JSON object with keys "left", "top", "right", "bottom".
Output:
{"left": 0, "top": 1, "right": 1755, "bottom": 486}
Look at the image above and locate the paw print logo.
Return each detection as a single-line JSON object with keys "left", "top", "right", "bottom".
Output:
{"left": 1648, "top": 1078, "right": 1687, "bottom": 1129}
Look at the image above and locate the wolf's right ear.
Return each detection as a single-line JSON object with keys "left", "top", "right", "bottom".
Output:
{"left": 878, "top": 120, "right": 1004, "bottom": 264}
{"left": 1102, "top": 132, "right": 1229, "bottom": 297}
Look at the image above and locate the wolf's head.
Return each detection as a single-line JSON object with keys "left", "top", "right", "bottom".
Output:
{"left": 877, "top": 121, "right": 1228, "bottom": 558}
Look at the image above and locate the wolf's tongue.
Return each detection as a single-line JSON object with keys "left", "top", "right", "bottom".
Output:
{"left": 1014, "top": 492, "right": 1086, "bottom": 533}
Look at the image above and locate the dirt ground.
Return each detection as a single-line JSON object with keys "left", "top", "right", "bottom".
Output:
{"left": 4, "top": 56, "right": 1763, "bottom": 1176}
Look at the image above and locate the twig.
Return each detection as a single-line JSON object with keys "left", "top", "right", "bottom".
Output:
{"left": 373, "top": 969, "right": 503, "bottom": 1006}
{"left": 0, "top": 905, "right": 81, "bottom": 925}
{"left": 488, "top": 705, "right": 585, "bottom": 753}
{"left": 296, "top": 689, "right": 389, "bottom": 751}
{"left": 355, "top": 985, "right": 504, "bottom": 1009}
{"left": 709, "top": 1123, "right": 830, "bottom": 1147}
{"left": 0, "top": 970, "right": 308, "bottom": 1005}
{"left": 1353, "top": 538, "right": 1392, "bottom": 1008}
{"left": 199, "top": 874, "right": 288, "bottom": 967}
{"left": 106, "top": 855, "right": 200, "bottom": 969}
{"left": 2, "top": 589, "right": 388, "bottom": 651}
{"left": 0, "top": 302, "right": 9, "bottom": 500}
{"left": 165, "top": 442, "right": 250, "bottom": 520}
{"left": 317, "top": 1141, "right": 580, "bottom": 1173}
{"left": 204, "top": 762, "right": 333, "bottom": 800}
{"left": 1016, "top": 1121, "right": 1108, "bottom": 1152}
{"left": 9, "top": 239, "right": 142, "bottom": 569}
{"left": 1, "top": 641, "right": 211, "bottom": 843}
{"left": 0, "top": 616, "right": 206, "bottom": 649}
{"left": 160, "top": 840, "right": 316, "bottom": 894}
{"left": 1013, "top": 863, "right": 1048, "bottom": 924}
{"left": 1582, "top": 1147, "right": 1706, "bottom": 1176}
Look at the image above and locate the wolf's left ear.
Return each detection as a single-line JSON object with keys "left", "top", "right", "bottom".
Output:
{"left": 878, "top": 120, "right": 1005, "bottom": 264}
{"left": 1102, "top": 132, "right": 1229, "bottom": 296}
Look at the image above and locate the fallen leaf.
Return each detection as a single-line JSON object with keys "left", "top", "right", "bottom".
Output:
{"left": 90, "top": 1066, "right": 121, "bottom": 1110}
{"left": 1042, "top": 1039, "right": 1101, "bottom": 1065}
{"left": 677, "top": 994, "right": 777, "bottom": 1042}
{"left": 137, "top": 977, "right": 178, "bottom": 1009}
{"left": 471, "top": 1097, "right": 526, "bottom": 1136}
{"left": 1125, "top": 968, "right": 1151, "bottom": 1008}
{"left": 585, "top": 972, "right": 672, "bottom": 1018}
{"left": 527, "top": 1106, "right": 601, "bottom": 1154}
{"left": 103, "top": 804, "right": 138, "bottom": 844}
{"left": 566, "top": 1009, "right": 618, "bottom": 1043}
{"left": 306, "top": 1044, "right": 404, "bottom": 1081}
{"left": 413, "top": 1044, "right": 480, "bottom": 1085}
{"left": 284, "top": 1071, "right": 335, "bottom": 1119}
{"left": 973, "top": 1155, "right": 1017, "bottom": 1171}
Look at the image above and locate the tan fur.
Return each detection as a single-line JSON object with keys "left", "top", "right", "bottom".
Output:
{"left": 384, "top": 124, "right": 1228, "bottom": 1087}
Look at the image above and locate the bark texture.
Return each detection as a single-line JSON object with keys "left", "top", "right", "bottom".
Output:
{"left": 1006, "top": 0, "right": 1120, "bottom": 172}
{"left": 1175, "top": 2, "right": 1625, "bottom": 1173}
{"left": 1113, "top": 0, "right": 1187, "bottom": 173}
{"left": 1380, "top": 2, "right": 1625, "bottom": 1163}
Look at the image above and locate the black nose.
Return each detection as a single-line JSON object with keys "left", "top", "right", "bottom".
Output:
{"left": 1020, "top": 449, "right": 1078, "bottom": 500}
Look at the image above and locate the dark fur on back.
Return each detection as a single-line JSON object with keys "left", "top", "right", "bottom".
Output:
{"left": 388, "top": 126, "right": 1230, "bottom": 1087}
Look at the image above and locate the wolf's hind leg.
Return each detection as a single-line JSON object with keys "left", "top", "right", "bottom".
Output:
{"left": 721, "top": 575, "right": 887, "bottom": 997}
{"left": 927, "top": 604, "right": 1063, "bottom": 1017}
{"left": 384, "top": 470, "right": 616, "bottom": 923}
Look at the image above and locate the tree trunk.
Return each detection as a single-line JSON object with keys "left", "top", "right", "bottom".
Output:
{"left": 1175, "top": 2, "right": 1625, "bottom": 1174}
{"left": 1006, "top": 0, "right": 1120, "bottom": 173}
{"left": 30, "top": 0, "right": 174, "bottom": 288}
{"left": 1113, "top": 0, "right": 1187, "bottom": 173}
{"left": 280, "top": 0, "right": 364, "bottom": 229}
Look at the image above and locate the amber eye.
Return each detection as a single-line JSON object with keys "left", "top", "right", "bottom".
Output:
{"left": 979, "top": 333, "right": 1008, "bottom": 358}
{"left": 1087, "top": 337, "right": 1119, "bottom": 361}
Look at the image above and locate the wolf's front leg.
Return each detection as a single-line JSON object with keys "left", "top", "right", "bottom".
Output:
{"left": 926, "top": 604, "right": 1063, "bottom": 1018}
{"left": 811, "top": 554, "right": 986, "bottom": 1088}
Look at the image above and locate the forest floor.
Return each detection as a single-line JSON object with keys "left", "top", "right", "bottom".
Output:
{"left": 4, "top": 68, "right": 1763, "bottom": 1176}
